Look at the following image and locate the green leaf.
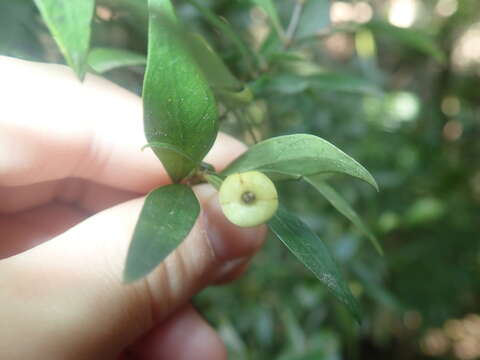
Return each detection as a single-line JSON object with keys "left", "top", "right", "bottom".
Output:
{"left": 124, "top": 184, "right": 200, "bottom": 282}
{"left": 366, "top": 20, "right": 445, "bottom": 63}
{"left": 33, "top": 0, "right": 94, "bottom": 80}
{"left": 305, "top": 176, "right": 383, "bottom": 255}
{"left": 251, "top": 0, "right": 284, "bottom": 39}
{"left": 222, "top": 134, "right": 378, "bottom": 190}
{"left": 87, "top": 47, "right": 146, "bottom": 74}
{"left": 185, "top": 0, "right": 259, "bottom": 71}
{"left": 309, "top": 73, "right": 381, "bottom": 95}
{"left": 268, "top": 207, "right": 361, "bottom": 323}
{"left": 188, "top": 33, "right": 241, "bottom": 91}
{"left": 256, "top": 73, "right": 381, "bottom": 95}
{"left": 141, "top": 141, "right": 196, "bottom": 165}
{"left": 295, "top": 0, "right": 330, "bottom": 39}
{"left": 143, "top": 0, "right": 218, "bottom": 182}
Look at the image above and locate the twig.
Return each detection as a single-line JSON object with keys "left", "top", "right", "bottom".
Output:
{"left": 284, "top": 0, "right": 305, "bottom": 47}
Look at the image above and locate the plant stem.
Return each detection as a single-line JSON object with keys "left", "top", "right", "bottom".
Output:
{"left": 284, "top": 0, "right": 305, "bottom": 47}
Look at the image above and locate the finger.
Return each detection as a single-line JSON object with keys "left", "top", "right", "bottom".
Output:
{"left": 0, "top": 202, "right": 88, "bottom": 259}
{"left": 0, "top": 179, "right": 140, "bottom": 215}
{"left": 0, "top": 184, "right": 266, "bottom": 359}
{"left": 0, "top": 56, "right": 245, "bottom": 192}
{"left": 127, "top": 305, "right": 226, "bottom": 360}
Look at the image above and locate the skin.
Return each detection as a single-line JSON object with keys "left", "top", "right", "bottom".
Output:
{"left": 0, "top": 56, "right": 267, "bottom": 360}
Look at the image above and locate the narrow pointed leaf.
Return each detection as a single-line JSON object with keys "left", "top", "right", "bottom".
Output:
{"left": 185, "top": 0, "right": 258, "bottom": 71}
{"left": 33, "top": 0, "right": 94, "bottom": 79}
{"left": 222, "top": 134, "right": 378, "bottom": 190}
{"left": 305, "top": 176, "right": 383, "bottom": 255}
{"left": 87, "top": 47, "right": 146, "bottom": 74}
{"left": 251, "top": 0, "right": 284, "bottom": 38}
{"left": 143, "top": 0, "right": 218, "bottom": 182}
{"left": 187, "top": 33, "right": 242, "bottom": 91}
{"left": 295, "top": 0, "right": 330, "bottom": 39}
{"left": 268, "top": 207, "right": 361, "bottom": 323}
{"left": 124, "top": 184, "right": 200, "bottom": 282}
{"left": 366, "top": 20, "right": 445, "bottom": 64}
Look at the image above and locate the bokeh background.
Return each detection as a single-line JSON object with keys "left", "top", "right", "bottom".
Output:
{"left": 1, "top": 0, "right": 480, "bottom": 359}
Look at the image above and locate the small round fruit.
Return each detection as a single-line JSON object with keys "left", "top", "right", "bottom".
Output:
{"left": 219, "top": 171, "right": 279, "bottom": 227}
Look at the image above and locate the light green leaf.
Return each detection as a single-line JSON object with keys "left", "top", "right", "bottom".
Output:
{"left": 295, "top": 0, "right": 330, "bottom": 39}
{"left": 309, "top": 73, "right": 381, "bottom": 95}
{"left": 252, "top": 0, "right": 284, "bottom": 38}
{"left": 256, "top": 73, "right": 380, "bottom": 95}
{"left": 124, "top": 184, "right": 200, "bottom": 282}
{"left": 143, "top": 0, "right": 218, "bottom": 182}
{"left": 87, "top": 47, "right": 146, "bottom": 74}
{"left": 305, "top": 176, "right": 383, "bottom": 255}
{"left": 222, "top": 134, "right": 378, "bottom": 190}
{"left": 268, "top": 207, "right": 361, "bottom": 323}
{"left": 33, "top": 0, "right": 94, "bottom": 80}
{"left": 367, "top": 20, "right": 445, "bottom": 63}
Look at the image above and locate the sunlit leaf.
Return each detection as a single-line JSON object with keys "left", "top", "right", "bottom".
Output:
{"left": 87, "top": 47, "right": 146, "bottom": 73}
{"left": 33, "top": 0, "right": 94, "bottom": 79}
{"left": 124, "top": 184, "right": 200, "bottom": 282}
{"left": 268, "top": 207, "right": 362, "bottom": 323}
{"left": 223, "top": 134, "right": 378, "bottom": 190}
{"left": 305, "top": 176, "right": 383, "bottom": 255}
{"left": 143, "top": 0, "right": 218, "bottom": 182}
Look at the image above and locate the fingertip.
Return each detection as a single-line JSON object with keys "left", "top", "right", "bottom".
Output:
{"left": 194, "top": 184, "right": 267, "bottom": 263}
{"left": 128, "top": 306, "right": 226, "bottom": 360}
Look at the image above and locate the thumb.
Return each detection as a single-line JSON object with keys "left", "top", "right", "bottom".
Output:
{"left": 0, "top": 184, "right": 266, "bottom": 359}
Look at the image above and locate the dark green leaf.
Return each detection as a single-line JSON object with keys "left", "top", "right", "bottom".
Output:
{"left": 268, "top": 207, "right": 361, "bottom": 323}
{"left": 87, "top": 47, "right": 146, "bottom": 74}
{"left": 305, "top": 176, "right": 383, "bottom": 255}
{"left": 186, "top": 0, "right": 259, "bottom": 71}
{"left": 295, "top": 0, "right": 330, "bottom": 39}
{"left": 366, "top": 20, "right": 445, "bottom": 63}
{"left": 0, "top": 0, "right": 44, "bottom": 59}
{"left": 188, "top": 33, "right": 241, "bottom": 91}
{"left": 222, "top": 134, "right": 378, "bottom": 190}
{"left": 33, "top": 0, "right": 94, "bottom": 79}
{"left": 141, "top": 141, "right": 196, "bottom": 165}
{"left": 251, "top": 0, "right": 284, "bottom": 39}
{"left": 143, "top": 0, "right": 218, "bottom": 182}
{"left": 124, "top": 184, "right": 200, "bottom": 282}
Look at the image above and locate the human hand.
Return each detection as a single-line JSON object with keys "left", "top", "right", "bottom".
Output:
{"left": 0, "top": 56, "right": 266, "bottom": 360}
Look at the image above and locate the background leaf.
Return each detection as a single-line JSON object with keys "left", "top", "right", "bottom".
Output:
{"left": 295, "top": 0, "right": 330, "bottom": 40}
{"left": 305, "top": 176, "right": 383, "bottom": 255}
{"left": 256, "top": 73, "right": 380, "bottom": 95}
{"left": 124, "top": 184, "right": 200, "bottom": 282}
{"left": 143, "top": 0, "right": 218, "bottom": 182}
{"left": 268, "top": 207, "right": 361, "bottom": 323}
{"left": 87, "top": 47, "right": 146, "bottom": 74}
{"left": 33, "top": 0, "right": 94, "bottom": 79}
{"left": 223, "top": 134, "right": 378, "bottom": 189}
{"left": 251, "top": 0, "right": 284, "bottom": 39}
{"left": 366, "top": 20, "right": 445, "bottom": 63}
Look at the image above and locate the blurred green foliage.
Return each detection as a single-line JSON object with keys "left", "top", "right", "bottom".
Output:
{"left": 2, "top": 0, "right": 480, "bottom": 359}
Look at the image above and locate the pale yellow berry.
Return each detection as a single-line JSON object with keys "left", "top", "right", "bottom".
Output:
{"left": 219, "top": 171, "right": 279, "bottom": 227}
